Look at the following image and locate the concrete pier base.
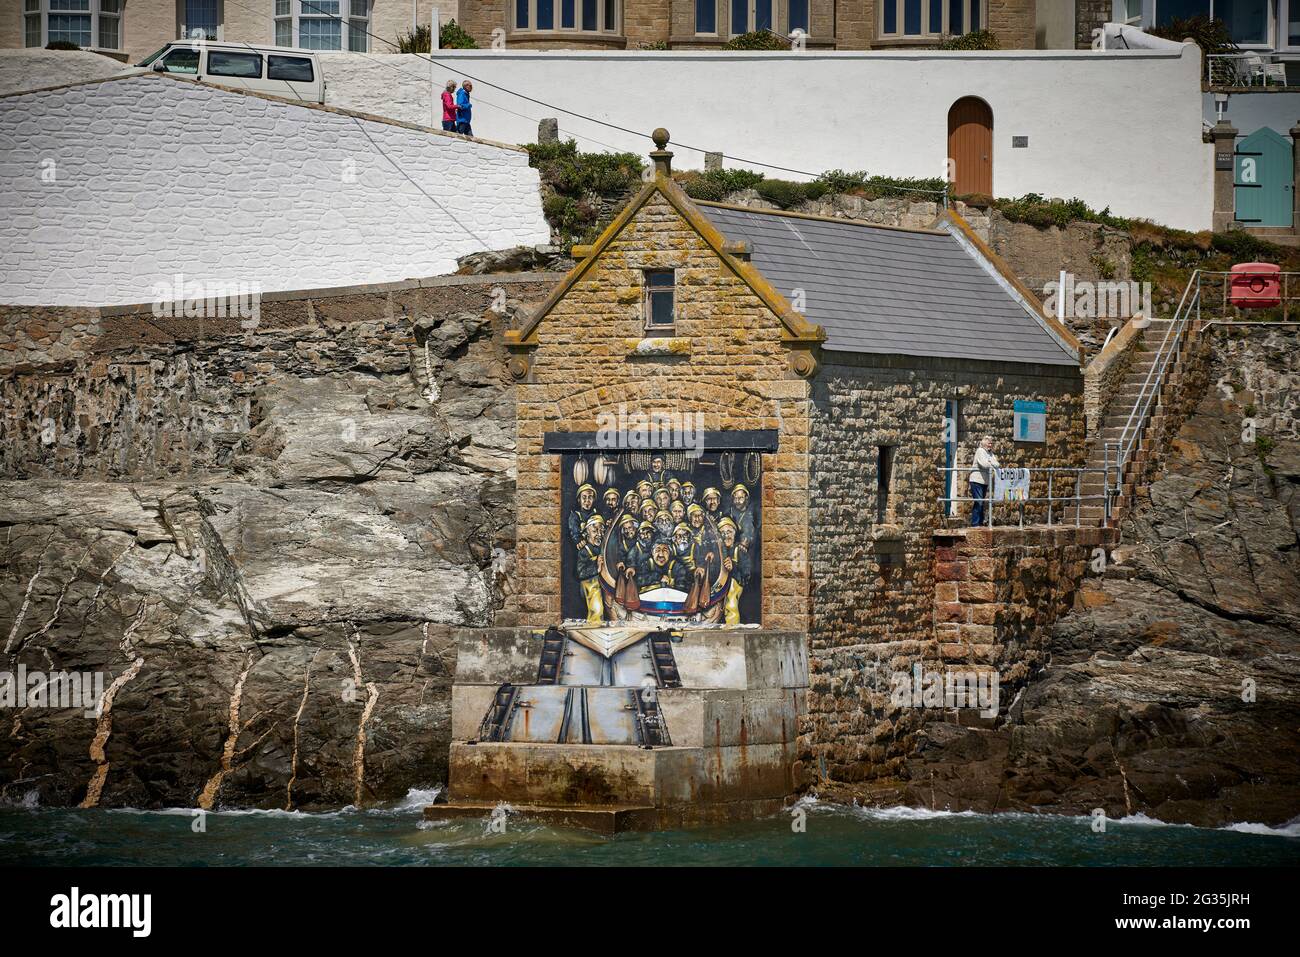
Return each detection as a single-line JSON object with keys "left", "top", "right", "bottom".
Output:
{"left": 427, "top": 625, "right": 809, "bottom": 831}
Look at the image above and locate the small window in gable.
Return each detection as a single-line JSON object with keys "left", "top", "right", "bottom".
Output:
{"left": 644, "top": 269, "right": 676, "bottom": 333}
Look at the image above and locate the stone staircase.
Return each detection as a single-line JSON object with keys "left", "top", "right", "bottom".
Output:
{"left": 1076, "top": 320, "right": 1177, "bottom": 527}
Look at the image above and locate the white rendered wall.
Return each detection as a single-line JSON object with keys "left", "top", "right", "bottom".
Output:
{"left": 413, "top": 48, "right": 1210, "bottom": 231}
{"left": 0, "top": 49, "right": 122, "bottom": 97}
{"left": 0, "top": 73, "right": 550, "bottom": 306}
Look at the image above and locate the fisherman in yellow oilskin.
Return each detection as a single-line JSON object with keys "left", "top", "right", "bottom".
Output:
{"left": 717, "top": 516, "right": 751, "bottom": 625}
{"left": 568, "top": 483, "right": 597, "bottom": 545}
{"left": 575, "top": 514, "right": 605, "bottom": 623}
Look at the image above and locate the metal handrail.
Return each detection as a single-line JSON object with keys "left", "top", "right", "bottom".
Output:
{"left": 1206, "top": 52, "right": 1291, "bottom": 87}
{"left": 1111, "top": 270, "right": 1201, "bottom": 506}
{"left": 938, "top": 465, "right": 1111, "bottom": 528}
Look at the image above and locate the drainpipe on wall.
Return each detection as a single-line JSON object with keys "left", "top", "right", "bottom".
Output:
{"left": 1290, "top": 122, "right": 1300, "bottom": 230}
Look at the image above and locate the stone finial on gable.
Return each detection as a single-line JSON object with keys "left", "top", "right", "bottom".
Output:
{"left": 650, "top": 128, "right": 673, "bottom": 177}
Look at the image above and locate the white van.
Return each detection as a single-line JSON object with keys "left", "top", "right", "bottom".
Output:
{"left": 132, "top": 42, "right": 324, "bottom": 104}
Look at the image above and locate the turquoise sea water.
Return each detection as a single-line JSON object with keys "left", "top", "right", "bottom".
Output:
{"left": 2, "top": 794, "right": 1297, "bottom": 866}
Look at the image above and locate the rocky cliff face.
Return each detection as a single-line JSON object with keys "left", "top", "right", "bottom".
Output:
{"left": 842, "top": 326, "right": 1300, "bottom": 827}
{"left": 0, "top": 277, "right": 555, "bottom": 810}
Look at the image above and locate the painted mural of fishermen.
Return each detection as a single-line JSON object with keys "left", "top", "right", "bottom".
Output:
{"left": 621, "top": 489, "right": 640, "bottom": 515}
{"left": 702, "top": 487, "right": 722, "bottom": 520}
{"left": 601, "top": 487, "right": 622, "bottom": 520}
{"left": 717, "top": 516, "right": 752, "bottom": 626}
{"left": 636, "top": 480, "right": 654, "bottom": 503}
{"left": 680, "top": 481, "right": 696, "bottom": 507}
{"left": 671, "top": 523, "right": 696, "bottom": 567}
{"left": 674, "top": 522, "right": 711, "bottom": 614}
{"left": 727, "top": 483, "right": 756, "bottom": 553}
{"left": 653, "top": 487, "right": 672, "bottom": 514}
{"left": 634, "top": 522, "right": 658, "bottom": 587}
{"left": 666, "top": 477, "right": 682, "bottom": 502}
{"left": 575, "top": 514, "right": 606, "bottom": 622}
{"left": 611, "top": 512, "right": 641, "bottom": 610}
{"left": 644, "top": 454, "right": 671, "bottom": 490}
{"left": 686, "top": 504, "right": 715, "bottom": 567}
{"left": 640, "top": 499, "right": 659, "bottom": 525}
{"left": 669, "top": 499, "right": 686, "bottom": 527}
{"left": 647, "top": 540, "right": 689, "bottom": 592}
{"left": 654, "top": 509, "right": 674, "bottom": 541}
{"left": 568, "top": 483, "right": 597, "bottom": 544}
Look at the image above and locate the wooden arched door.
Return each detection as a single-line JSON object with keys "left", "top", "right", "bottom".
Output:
{"left": 947, "top": 97, "right": 993, "bottom": 196}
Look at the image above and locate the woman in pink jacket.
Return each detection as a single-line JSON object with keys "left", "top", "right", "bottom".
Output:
{"left": 441, "top": 80, "right": 457, "bottom": 132}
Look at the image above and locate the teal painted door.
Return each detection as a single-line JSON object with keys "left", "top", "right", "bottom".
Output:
{"left": 1236, "top": 127, "right": 1293, "bottom": 227}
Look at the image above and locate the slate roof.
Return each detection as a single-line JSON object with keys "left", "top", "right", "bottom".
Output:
{"left": 698, "top": 203, "right": 1079, "bottom": 367}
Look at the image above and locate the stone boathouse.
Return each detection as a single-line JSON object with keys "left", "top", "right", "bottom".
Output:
{"left": 430, "top": 130, "right": 1094, "bottom": 828}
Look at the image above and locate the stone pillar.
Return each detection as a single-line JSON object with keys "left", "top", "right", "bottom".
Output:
{"left": 1290, "top": 122, "right": 1300, "bottom": 228}
{"left": 538, "top": 118, "right": 559, "bottom": 144}
{"left": 705, "top": 151, "right": 723, "bottom": 171}
{"left": 1212, "top": 121, "right": 1239, "bottom": 232}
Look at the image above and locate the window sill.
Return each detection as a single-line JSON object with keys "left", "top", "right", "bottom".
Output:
{"left": 508, "top": 30, "right": 627, "bottom": 47}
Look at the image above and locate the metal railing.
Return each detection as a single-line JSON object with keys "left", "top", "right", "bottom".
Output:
{"left": 1207, "top": 52, "right": 1291, "bottom": 88}
{"left": 1110, "top": 272, "right": 1201, "bottom": 511}
{"left": 938, "top": 464, "right": 1112, "bottom": 529}
{"left": 1196, "top": 270, "right": 1300, "bottom": 318}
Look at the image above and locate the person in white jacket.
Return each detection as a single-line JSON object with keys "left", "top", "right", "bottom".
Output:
{"left": 968, "top": 436, "right": 999, "bottom": 526}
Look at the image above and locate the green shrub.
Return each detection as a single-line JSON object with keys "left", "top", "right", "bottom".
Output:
{"left": 45, "top": 40, "right": 80, "bottom": 50}
{"left": 677, "top": 168, "right": 766, "bottom": 201}
{"left": 525, "top": 139, "right": 645, "bottom": 196}
{"left": 938, "top": 30, "right": 1000, "bottom": 50}
{"left": 723, "top": 31, "right": 791, "bottom": 50}
{"left": 755, "top": 179, "right": 812, "bottom": 208}
{"left": 439, "top": 18, "right": 479, "bottom": 49}
{"left": 1148, "top": 15, "right": 1236, "bottom": 55}
{"left": 996, "top": 193, "right": 1131, "bottom": 230}
{"left": 1210, "top": 229, "right": 1278, "bottom": 263}
{"left": 397, "top": 24, "right": 431, "bottom": 53}
{"left": 813, "top": 170, "right": 948, "bottom": 201}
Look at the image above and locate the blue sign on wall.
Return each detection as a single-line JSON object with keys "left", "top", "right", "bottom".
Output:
{"left": 1013, "top": 400, "right": 1046, "bottom": 443}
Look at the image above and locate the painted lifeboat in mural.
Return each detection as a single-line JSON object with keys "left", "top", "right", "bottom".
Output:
{"left": 597, "top": 512, "right": 731, "bottom": 623}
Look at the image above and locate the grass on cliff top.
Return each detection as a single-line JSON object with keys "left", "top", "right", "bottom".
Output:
{"left": 524, "top": 141, "right": 1300, "bottom": 300}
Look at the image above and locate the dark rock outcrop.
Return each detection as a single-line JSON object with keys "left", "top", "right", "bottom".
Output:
{"left": 0, "top": 281, "right": 549, "bottom": 810}
{"left": 837, "top": 326, "right": 1300, "bottom": 827}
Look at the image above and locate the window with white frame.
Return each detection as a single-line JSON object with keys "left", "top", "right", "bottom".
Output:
{"left": 696, "top": 0, "right": 717, "bottom": 34}
{"left": 514, "top": 0, "right": 620, "bottom": 32}
{"left": 788, "top": 0, "right": 809, "bottom": 33}
{"left": 730, "top": 0, "right": 775, "bottom": 35}
{"left": 23, "top": 0, "right": 121, "bottom": 49}
{"left": 1152, "top": 1, "right": 1268, "bottom": 47}
{"left": 276, "top": 0, "right": 369, "bottom": 50}
{"left": 879, "top": 0, "right": 984, "bottom": 38}
{"left": 720, "top": 0, "right": 807, "bottom": 36}
{"left": 180, "top": 0, "right": 221, "bottom": 41}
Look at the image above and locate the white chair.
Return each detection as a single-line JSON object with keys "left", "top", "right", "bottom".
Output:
{"left": 1240, "top": 53, "right": 1265, "bottom": 86}
{"left": 1264, "top": 61, "right": 1288, "bottom": 87}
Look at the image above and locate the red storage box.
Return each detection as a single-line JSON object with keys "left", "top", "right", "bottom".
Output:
{"left": 1230, "top": 262, "right": 1281, "bottom": 308}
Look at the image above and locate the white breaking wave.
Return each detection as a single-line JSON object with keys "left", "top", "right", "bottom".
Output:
{"left": 1221, "top": 816, "right": 1300, "bottom": 838}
